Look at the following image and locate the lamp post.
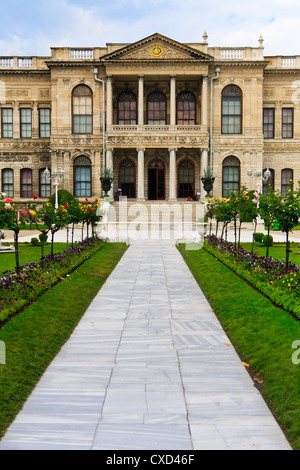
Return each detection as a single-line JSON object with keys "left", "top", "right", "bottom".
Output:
{"left": 44, "top": 167, "right": 64, "bottom": 209}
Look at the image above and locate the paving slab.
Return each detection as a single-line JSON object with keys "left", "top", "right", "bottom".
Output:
{"left": 0, "top": 239, "right": 292, "bottom": 450}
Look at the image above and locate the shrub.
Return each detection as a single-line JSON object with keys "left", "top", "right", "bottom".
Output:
{"left": 254, "top": 232, "right": 264, "bottom": 243}
{"left": 262, "top": 234, "right": 273, "bottom": 247}
{"left": 30, "top": 237, "right": 39, "bottom": 246}
{"left": 48, "top": 189, "right": 75, "bottom": 207}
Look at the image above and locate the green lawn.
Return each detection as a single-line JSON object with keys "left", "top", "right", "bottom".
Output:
{"left": 178, "top": 244, "right": 300, "bottom": 450}
{"left": 0, "top": 243, "right": 68, "bottom": 275}
{"left": 241, "top": 242, "right": 300, "bottom": 266}
{"left": 0, "top": 242, "right": 127, "bottom": 439}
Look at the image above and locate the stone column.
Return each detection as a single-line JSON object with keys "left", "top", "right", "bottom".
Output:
{"left": 201, "top": 76, "right": 208, "bottom": 129}
{"left": 32, "top": 103, "right": 39, "bottom": 138}
{"left": 138, "top": 75, "right": 144, "bottom": 126}
{"left": 200, "top": 149, "right": 208, "bottom": 201}
{"left": 170, "top": 75, "right": 176, "bottom": 127}
{"left": 169, "top": 148, "right": 177, "bottom": 200}
{"left": 106, "top": 76, "right": 113, "bottom": 128}
{"left": 137, "top": 148, "right": 145, "bottom": 200}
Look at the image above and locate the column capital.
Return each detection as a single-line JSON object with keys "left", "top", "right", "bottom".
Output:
{"left": 168, "top": 147, "right": 177, "bottom": 153}
{"left": 137, "top": 147, "right": 145, "bottom": 153}
{"left": 138, "top": 74, "right": 145, "bottom": 79}
{"left": 170, "top": 74, "right": 177, "bottom": 80}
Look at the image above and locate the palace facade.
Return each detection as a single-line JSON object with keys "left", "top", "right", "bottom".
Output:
{"left": 0, "top": 32, "right": 299, "bottom": 202}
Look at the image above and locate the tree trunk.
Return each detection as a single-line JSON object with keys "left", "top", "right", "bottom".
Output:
{"left": 266, "top": 224, "right": 270, "bottom": 258}
{"left": 238, "top": 221, "right": 242, "bottom": 247}
{"left": 251, "top": 219, "right": 257, "bottom": 254}
{"left": 216, "top": 221, "right": 219, "bottom": 238}
{"left": 72, "top": 223, "right": 75, "bottom": 248}
{"left": 51, "top": 230, "right": 55, "bottom": 258}
{"left": 286, "top": 231, "right": 290, "bottom": 269}
{"left": 14, "top": 229, "right": 20, "bottom": 274}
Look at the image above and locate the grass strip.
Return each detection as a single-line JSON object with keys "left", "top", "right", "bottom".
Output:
{"left": 0, "top": 242, "right": 127, "bottom": 439}
{"left": 178, "top": 244, "right": 300, "bottom": 450}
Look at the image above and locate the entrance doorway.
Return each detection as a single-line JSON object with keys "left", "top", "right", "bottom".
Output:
{"left": 148, "top": 159, "right": 165, "bottom": 200}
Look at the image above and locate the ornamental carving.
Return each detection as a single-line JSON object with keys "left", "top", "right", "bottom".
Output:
{"left": 106, "top": 134, "right": 208, "bottom": 148}
{"left": 6, "top": 89, "right": 30, "bottom": 98}
{"left": 0, "top": 154, "right": 29, "bottom": 162}
{"left": 39, "top": 88, "right": 50, "bottom": 98}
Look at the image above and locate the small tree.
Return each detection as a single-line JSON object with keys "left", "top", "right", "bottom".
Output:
{"left": 258, "top": 187, "right": 279, "bottom": 258}
{"left": 273, "top": 181, "right": 300, "bottom": 269}
{"left": 1, "top": 197, "right": 27, "bottom": 273}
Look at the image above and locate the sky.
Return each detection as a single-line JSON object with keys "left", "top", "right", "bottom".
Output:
{"left": 0, "top": 0, "right": 300, "bottom": 57}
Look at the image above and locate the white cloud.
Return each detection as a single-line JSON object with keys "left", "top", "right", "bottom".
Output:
{"left": 0, "top": 0, "right": 300, "bottom": 56}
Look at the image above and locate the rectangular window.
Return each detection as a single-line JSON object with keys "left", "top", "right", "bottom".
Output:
{"left": 39, "top": 108, "right": 51, "bottom": 137}
{"left": 74, "top": 166, "right": 91, "bottom": 197}
{"left": 222, "top": 167, "right": 240, "bottom": 197}
{"left": 281, "top": 169, "right": 293, "bottom": 195}
{"left": 39, "top": 168, "right": 51, "bottom": 198}
{"left": 263, "top": 108, "right": 275, "bottom": 139}
{"left": 20, "top": 169, "right": 32, "bottom": 198}
{"left": 1, "top": 108, "right": 13, "bottom": 138}
{"left": 2, "top": 169, "right": 13, "bottom": 197}
{"left": 282, "top": 108, "right": 293, "bottom": 138}
{"left": 222, "top": 96, "right": 241, "bottom": 134}
{"left": 20, "top": 108, "right": 32, "bottom": 138}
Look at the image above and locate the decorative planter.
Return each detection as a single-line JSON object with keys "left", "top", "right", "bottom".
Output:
{"left": 100, "top": 177, "right": 113, "bottom": 196}
{"left": 201, "top": 177, "right": 215, "bottom": 196}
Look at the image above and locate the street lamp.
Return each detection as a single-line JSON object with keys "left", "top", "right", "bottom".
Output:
{"left": 44, "top": 167, "right": 65, "bottom": 209}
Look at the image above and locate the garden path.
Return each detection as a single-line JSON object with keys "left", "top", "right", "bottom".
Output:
{"left": 0, "top": 239, "right": 292, "bottom": 450}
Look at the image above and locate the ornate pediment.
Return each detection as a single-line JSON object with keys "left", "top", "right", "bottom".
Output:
{"left": 101, "top": 33, "right": 213, "bottom": 63}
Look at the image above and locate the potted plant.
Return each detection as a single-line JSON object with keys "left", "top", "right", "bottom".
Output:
{"left": 100, "top": 169, "right": 114, "bottom": 196}
{"left": 201, "top": 167, "right": 215, "bottom": 196}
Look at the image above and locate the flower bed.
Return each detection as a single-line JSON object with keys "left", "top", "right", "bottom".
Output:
{"left": 204, "top": 235, "right": 300, "bottom": 319}
{"left": 0, "top": 237, "right": 104, "bottom": 324}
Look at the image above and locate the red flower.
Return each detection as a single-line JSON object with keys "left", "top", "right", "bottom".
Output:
{"left": 64, "top": 204, "right": 68, "bottom": 208}
{"left": 33, "top": 195, "right": 38, "bottom": 199}
{"left": 91, "top": 208, "right": 94, "bottom": 212}
{"left": 85, "top": 198, "right": 88, "bottom": 201}
{"left": 5, "top": 198, "right": 14, "bottom": 203}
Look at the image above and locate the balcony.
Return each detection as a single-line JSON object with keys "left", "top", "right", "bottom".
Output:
{"left": 106, "top": 124, "right": 209, "bottom": 149}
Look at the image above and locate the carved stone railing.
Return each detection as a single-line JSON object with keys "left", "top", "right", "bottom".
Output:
{"left": 109, "top": 124, "right": 206, "bottom": 133}
{"left": 70, "top": 49, "right": 94, "bottom": 59}
{"left": 220, "top": 48, "right": 244, "bottom": 59}
{"left": 0, "top": 58, "right": 14, "bottom": 67}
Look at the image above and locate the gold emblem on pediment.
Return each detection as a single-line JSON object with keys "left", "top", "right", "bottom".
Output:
{"left": 151, "top": 44, "right": 164, "bottom": 57}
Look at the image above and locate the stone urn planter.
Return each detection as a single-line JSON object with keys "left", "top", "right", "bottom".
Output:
{"left": 201, "top": 177, "right": 215, "bottom": 197}
{"left": 201, "top": 168, "right": 215, "bottom": 197}
{"left": 100, "top": 169, "right": 114, "bottom": 197}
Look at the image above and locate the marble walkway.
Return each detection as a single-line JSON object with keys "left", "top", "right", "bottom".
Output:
{"left": 0, "top": 239, "right": 292, "bottom": 450}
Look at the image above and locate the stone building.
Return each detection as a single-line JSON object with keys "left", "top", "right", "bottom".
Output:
{"left": 0, "top": 32, "right": 299, "bottom": 203}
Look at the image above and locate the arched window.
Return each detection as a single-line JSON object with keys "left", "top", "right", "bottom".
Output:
{"left": 72, "top": 85, "right": 92, "bottom": 134}
{"left": 263, "top": 168, "right": 275, "bottom": 196}
{"left": 118, "top": 91, "right": 137, "bottom": 125}
{"left": 74, "top": 156, "right": 91, "bottom": 197}
{"left": 147, "top": 91, "right": 166, "bottom": 125}
{"left": 222, "top": 156, "right": 240, "bottom": 197}
{"left": 119, "top": 159, "right": 136, "bottom": 198}
{"left": 222, "top": 85, "right": 242, "bottom": 134}
{"left": 178, "top": 159, "right": 195, "bottom": 198}
{"left": 20, "top": 168, "right": 32, "bottom": 198}
{"left": 2, "top": 168, "right": 13, "bottom": 198}
{"left": 177, "top": 91, "right": 196, "bottom": 125}
{"left": 39, "top": 168, "right": 51, "bottom": 198}
{"left": 281, "top": 168, "right": 293, "bottom": 195}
